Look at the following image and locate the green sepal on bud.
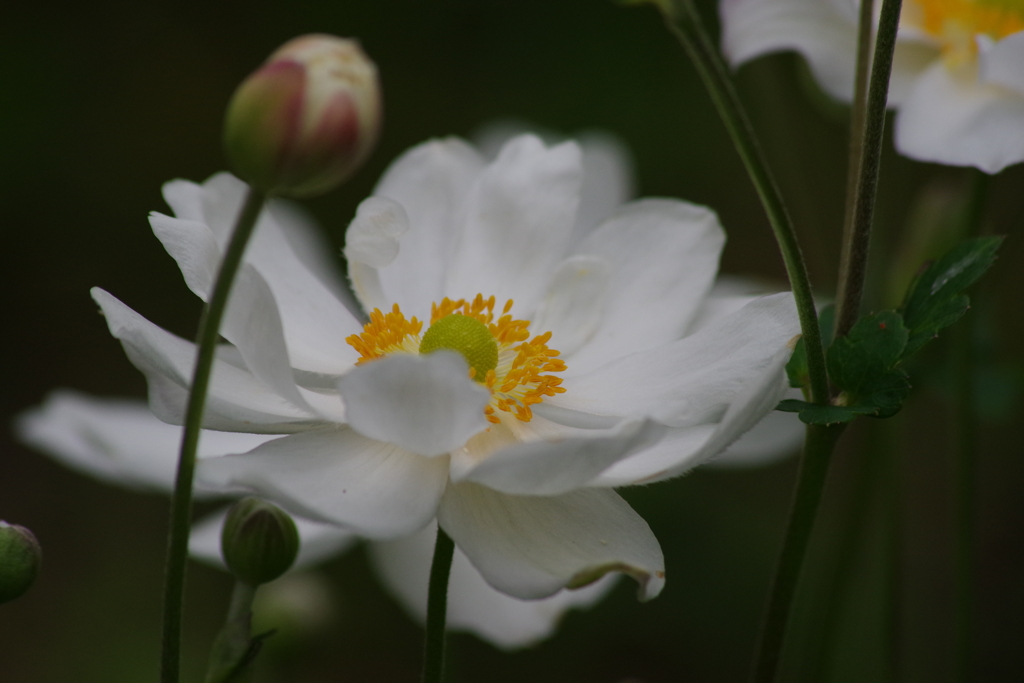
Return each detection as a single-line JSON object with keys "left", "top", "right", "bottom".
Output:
{"left": 224, "top": 34, "right": 381, "bottom": 198}
{"left": 221, "top": 498, "right": 300, "bottom": 586}
{"left": 0, "top": 522, "right": 42, "bottom": 604}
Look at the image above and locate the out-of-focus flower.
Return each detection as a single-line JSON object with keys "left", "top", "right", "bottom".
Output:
{"left": 721, "top": 0, "right": 1024, "bottom": 172}
{"left": 224, "top": 34, "right": 381, "bottom": 197}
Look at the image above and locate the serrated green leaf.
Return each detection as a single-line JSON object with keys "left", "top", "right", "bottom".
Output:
{"left": 858, "top": 369, "right": 911, "bottom": 417}
{"left": 903, "top": 294, "right": 969, "bottom": 357}
{"left": 900, "top": 236, "right": 1003, "bottom": 358}
{"left": 827, "top": 311, "right": 908, "bottom": 395}
{"left": 786, "top": 305, "right": 834, "bottom": 389}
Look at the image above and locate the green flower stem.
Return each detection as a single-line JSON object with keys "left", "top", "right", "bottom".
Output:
{"left": 654, "top": 0, "right": 828, "bottom": 406}
{"left": 161, "top": 187, "right": 268, "bottom": 683}
{"left": 832, "top": 0, "right": 904, "bottom": 339}
{"left": 838, "top": 0, "right": 876, "bottom": 289}
{"left": 751, "top": 423, "right": 845, "bottom": 683}
{"left": 205, "top": 581, "right": 259, "bottom": 683}
{"left": 422, "top": 526, "right": 455, "bottom": 683}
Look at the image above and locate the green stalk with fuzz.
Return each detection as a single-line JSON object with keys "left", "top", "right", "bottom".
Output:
{"left": 161, "top": 188, "right": 267, "bottom": 683}
{"left": 651, "top": 0, "right": 829, "bottom": 406}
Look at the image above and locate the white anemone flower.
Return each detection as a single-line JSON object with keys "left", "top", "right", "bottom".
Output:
{"left": 35, "top": 133, "right": 800, "bottom": 606}
{"left": 721, "top": 0, "right": 1024, "bottom": 172}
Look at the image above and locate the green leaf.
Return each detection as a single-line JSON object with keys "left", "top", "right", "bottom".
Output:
{"left": 901, "top": 236, "right": 1003, "bottom": 358}
{"left": 786, "top": 305, "right": 835, "bottom": 389}
{"left": 776, "top": 399, "right": 874, "bottom": 425}
{"left": 857, "top": 369, "right": 911, "bottom": 418}
{"left": 827, "top": 310, "right": 908, "bottom": 396}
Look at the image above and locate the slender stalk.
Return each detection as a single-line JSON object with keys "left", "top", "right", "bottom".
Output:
{"left": 751, "top": 423, "right": 845, "bottom": 683}
{"left": 836, "top": 0, "right": 876, "bottom": 305}
{"left": 832, "top": 0, "right": 904, "bottom": 339}
{"left": 422, "top": 527, "right": 455, "bottom": 683}
{"left": 161, "top": 188, "right": 267, "bottom": 683}
{"left": 655, "top": 0, "right": 828, "bottom": 406}
{"left": 204, "top": 581, "right": 259, "bottom": 683}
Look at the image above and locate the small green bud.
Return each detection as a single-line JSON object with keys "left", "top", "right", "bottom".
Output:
{"left": 0, "top": 522, "right": 42, "bottom": 604}
{"left": 420, "top": 314, "right": 498, "bottom": 382}
{"left": 224, "top": 34, "right": 382, "bottom": 198}
{"left": 221, "top": 498, "right": 300, "bottom": 586}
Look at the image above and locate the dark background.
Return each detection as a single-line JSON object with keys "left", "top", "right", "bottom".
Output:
{"left": 2, "top": 1, "right": 1022, "bottom": 681}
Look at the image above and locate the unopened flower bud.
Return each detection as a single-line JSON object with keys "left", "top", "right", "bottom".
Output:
{"left": 221, "top": 498, "right": 300, "bottom": 586}
{"left": 224, "top": 34, "right": 381, "bottom": 198}
{"left": 0, "top": 522, "right": 42, "bottom": 604}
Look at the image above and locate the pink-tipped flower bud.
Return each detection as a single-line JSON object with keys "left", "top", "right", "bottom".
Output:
{"left": 0, "top": 522, "right": 42, "bottom": 604}
{"left": 224, "top": 34, "right": 381, "bottom": 198}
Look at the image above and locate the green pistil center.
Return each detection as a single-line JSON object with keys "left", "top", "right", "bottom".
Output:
{"left": 419, "top": 314, "right": 498, "bottom": 382}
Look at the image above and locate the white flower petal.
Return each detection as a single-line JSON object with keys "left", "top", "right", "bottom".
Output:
{"left": 721, "top": 0, "right": 858, "bottom": 101}
{"left": 438, "top": 482, "right": 665, "bottom": 600}
{"left": 592, "top": 344, "right": 795, "bottom": 484}
{"left": 344, "top": 196, "right": 411, "bottom": 314}
{"left": 977, "top": 30, "right": 1024, "bottom": 96}
{"left": 370, "top": 522, "right": 617, "bottom": 649}
{"left": 91, "top": 288, "right": 321, "bottom": 432}
{"left": 552, "top": 293, "right": 799, "bottom": 428}
{"left": 161, "top": 174, "right": 363, "bottom": 374}
{"left": 15, "top": 390, "right": 274, "bottom": 495}
{"left": 343, "top": 197, "right": 410, "bottom": 269}
{"left": 707, "top": 389, "right": 805, "bottom": 467}
{"left": 889, "top": 39, "right": 942, "bottom": 106}
{"left": 895, "top": 61, "right": 1024, "bottom": 173}
{"left": 445, "top": 135, "right": 582, "bottom": 315}
{"left": 565, "top": 199, "right": 726, "bottom": 374}
{"left": 337, "top": 352, "right": 491, "bottom": 456}
{"left": 147, "top": 211, "right": 312, "bottom": 411}
{"left": 373, "top": 138, "right": 485, "bottom": 315}
{"left": 190, "top": 507, "right": 357, "bottom": 572}
{"left": 572, "top": 131, "right": 636, "bottom": 244}
{"left": 455, "top": 419, "right": 667, "bottom": 495}
{"left": 198, "top": 428, "right": 448, "bottom": 538}
{"left": 531, "top": 255, "right": 611, "bottom": 357}
{"left": 470, "top": 122, "right": 635, "bottom": 245}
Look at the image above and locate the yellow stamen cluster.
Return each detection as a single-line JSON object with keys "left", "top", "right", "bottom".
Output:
{"left": 909, "top": 0, "right": 1024, "bottom": 60}
{"left": 346, "top": 304, "right": 423, "bottom": 363}
{"left": 345, "top": 294, "right": 566, "bottom": 423}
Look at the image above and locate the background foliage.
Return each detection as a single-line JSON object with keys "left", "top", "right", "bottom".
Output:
{"left": 3, "top": 0, "right": 1023, "bottom": 681}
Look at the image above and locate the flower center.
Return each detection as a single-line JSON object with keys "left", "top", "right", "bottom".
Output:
{"left": 907, "top": 0, "right": 1024, "bottom": 61}
{"left": 419, "top": 314, "right": 498, "bottom": 382}
{"left": 345, "top": 294, "right": 567, "bottom": 423}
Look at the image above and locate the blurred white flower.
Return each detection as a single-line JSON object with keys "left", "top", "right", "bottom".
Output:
{"left": 19, "top": 132, "right": 800, "bottom": 636}
{"left": 721, "top": 0, "right": 1024, "bottom": 172}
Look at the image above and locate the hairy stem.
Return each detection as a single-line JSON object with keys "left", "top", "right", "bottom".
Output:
{"left": 751, "top": 423, "right": 845, "bottom": 683}
{"left": 161, "top": 188, "right": 267, "bottom": 683}
{"left": 833, "top": 0, "right": 904, "bottom": 339}
{"left": 655, "top": 0, "right": 828, "bottom": 405}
